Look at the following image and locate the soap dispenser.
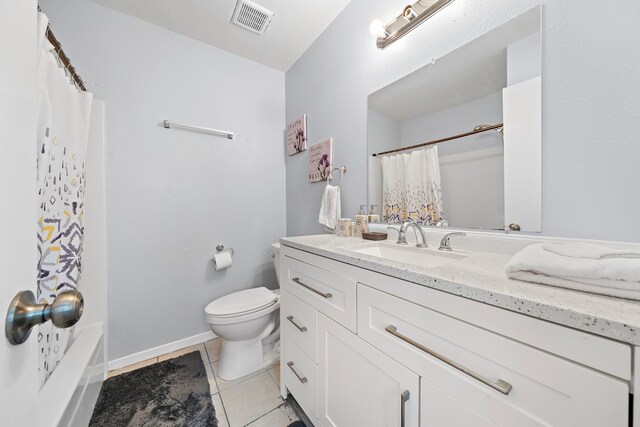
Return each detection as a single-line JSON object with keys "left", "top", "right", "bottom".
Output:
{"left": 368, "top": 205, "right": 380, "bottom": 223}
{"left": 354, "top": 204, "right": 369, "bottom": 238}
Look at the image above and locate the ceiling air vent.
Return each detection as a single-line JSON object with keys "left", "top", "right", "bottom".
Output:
{"left": 231, "top": 0, "right": 274, "bottom": 35}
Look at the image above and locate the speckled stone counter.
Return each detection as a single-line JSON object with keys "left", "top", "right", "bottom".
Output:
{"left": 281, "top": 234, "right": 640, "bottom": 346}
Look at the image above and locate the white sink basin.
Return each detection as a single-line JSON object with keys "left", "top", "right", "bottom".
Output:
{"left": 346, "top": 242, "right": 465, "bottom": 269}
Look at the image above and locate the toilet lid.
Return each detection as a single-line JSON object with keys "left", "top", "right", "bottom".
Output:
{"left": 205, "top": 287, "right": 278, "bottom": 317}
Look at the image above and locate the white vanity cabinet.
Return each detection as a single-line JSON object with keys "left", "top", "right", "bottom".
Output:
{"left": 280, "top": 245, "right": 633, "bottom": 427}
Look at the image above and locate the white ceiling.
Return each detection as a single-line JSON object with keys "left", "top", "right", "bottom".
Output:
{"left": 369, "top": 8, "right": 540, "bottom": 122}
{"left": 88, "top": 0, "right": 351, "bottom": 71}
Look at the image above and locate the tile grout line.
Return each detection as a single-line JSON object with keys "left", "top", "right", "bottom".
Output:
{"left": 201, "top": 340, "right": 230, "bottom": 426}
{"left": 267, "top": 368, "right": 279, "bottom": 389}
{"left": 213, "top": 366, "right": 284, "bottom": 427}
{"left": 242, "top": 401, "right": 288, "bottom": 427}
{"left": 214, "top": 338, "right": 281, "bottom": 425}
{"left": 212, "top": 364, "right": 271, "bottom": 392}
{"left": 210, "top": 360, "right": 232, "bottom": 427}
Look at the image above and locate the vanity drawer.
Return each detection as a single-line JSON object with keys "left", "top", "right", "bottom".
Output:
{"left": 357, "top": 284, "right": 629, "bottom": 426}
{"left": 282, "top": 292, "right": 318, "bottom": 363}
{"left": 284, "top": 332, "right": 318, "bottom": 421}
{"left": 284, "top": 256, "right": 356, "bottom": 332}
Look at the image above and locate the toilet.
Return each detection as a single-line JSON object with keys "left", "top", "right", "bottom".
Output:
{"left": 204, "top": 243, "right": 281, "bottom": 380}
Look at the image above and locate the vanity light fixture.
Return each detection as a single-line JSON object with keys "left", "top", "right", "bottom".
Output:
{"left": 372, "top": 0, "right": 456, "bottom": 49}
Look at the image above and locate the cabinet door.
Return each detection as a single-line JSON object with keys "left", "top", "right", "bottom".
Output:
{"left": 420, "top": 378, "right": 495, "bottom": 427}
{"left": 318, "top": 314, "right": 419, "bottom": 427}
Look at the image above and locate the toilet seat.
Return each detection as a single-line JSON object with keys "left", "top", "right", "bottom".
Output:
{"left": 205, "top": 287, "right": 279, "bottom": 325}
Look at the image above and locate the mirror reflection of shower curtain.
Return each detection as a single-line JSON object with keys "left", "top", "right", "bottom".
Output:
{"left": 381, "top": 146, "right": 444, "bottom": 225}
{"left": 36, "top": 13, "right": 93, "bottom": 388}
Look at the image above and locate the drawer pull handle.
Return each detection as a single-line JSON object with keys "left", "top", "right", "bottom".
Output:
{"left": 400, "top": 390, "right": 410, "bottom": 427}
{"left": 292, "top": 277, "right": 332, "bottom": 299}
{"left": 287, "top": 315, "right": 308, "bottom": 332}
{"left": 287, "top": 361, "right": 308, "bottom": 384}
{"left": 385, "top": 325, "right": 513, "bottom": 395}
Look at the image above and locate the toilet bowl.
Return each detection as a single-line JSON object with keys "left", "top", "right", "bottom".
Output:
{"left": 204, "top": 243, "right": 281, "bottom": 380}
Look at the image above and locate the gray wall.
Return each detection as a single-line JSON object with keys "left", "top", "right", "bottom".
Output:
{"left": 286, "top": 0, "right": 640, "bottom": 243}
{"left": 40, "top": 0, "right": 286, "bottom": 361}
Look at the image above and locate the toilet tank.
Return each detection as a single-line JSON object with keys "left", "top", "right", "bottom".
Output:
{"left": 271, "top": 242, "right": 281, "bottom": 285}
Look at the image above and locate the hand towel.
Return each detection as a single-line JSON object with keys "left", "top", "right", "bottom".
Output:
{"left": 505, "top": 243, "right": 640, "bottom": 300}
{"left": 318, "top": 184, "right": 341, "bottom": 230}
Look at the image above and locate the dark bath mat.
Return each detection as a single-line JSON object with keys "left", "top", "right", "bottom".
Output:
{"left": 286, "top": 422, "right": 307, "bottom": 427}
{"left": 90, "top": 351, "right": 217, "bottom": 427}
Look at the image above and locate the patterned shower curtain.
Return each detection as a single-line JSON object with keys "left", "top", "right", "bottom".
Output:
{"left": 36, "top": 13, "right": 93, "bottom": 387}
{"left": 381, "top": 146, "right": 444, "bottom": 225}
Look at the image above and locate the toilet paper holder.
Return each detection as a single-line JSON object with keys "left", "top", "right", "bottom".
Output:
{"left": 216, "top": 244, "right": 235, "bottom": 257}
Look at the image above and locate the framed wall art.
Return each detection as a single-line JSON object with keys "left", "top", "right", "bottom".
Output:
{"left": 308, "top": 138, "right": 333, "bottom": 183}
{"left": 287, "top": 114, "right": 307, "bottom": 155}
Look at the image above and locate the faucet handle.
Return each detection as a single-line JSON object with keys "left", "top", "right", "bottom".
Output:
{"left": 438, "top": 232, "right": 466, "bottom": 251}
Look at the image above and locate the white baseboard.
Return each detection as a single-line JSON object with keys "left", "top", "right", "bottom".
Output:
{"left": 108, "top": 330, "right": 217, "bottom": 371}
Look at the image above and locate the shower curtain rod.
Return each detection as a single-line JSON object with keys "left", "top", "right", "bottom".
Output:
{"left": 45, "top": 25, "right": 87, "bottom": 92}
{"left": 371, "top": 123, "right": 503, "bottom": 157}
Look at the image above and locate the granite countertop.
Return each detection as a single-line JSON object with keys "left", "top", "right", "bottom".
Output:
{"left": 280, "top": 234, "right": 640, "bottom": 346}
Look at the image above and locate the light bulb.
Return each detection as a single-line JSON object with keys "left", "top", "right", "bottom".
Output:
{"left": 369, "top": 19, "right": 388, "bottom": 38}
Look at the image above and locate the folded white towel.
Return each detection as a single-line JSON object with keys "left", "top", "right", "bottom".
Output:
{"left": 318, "top": 184, "right": 341, "bottom": 230}
{"left": 505, "top": 243, "right": 640, "bottom": 300}
{"left": 542, "top": 242, "right": 640, "bottom": 259}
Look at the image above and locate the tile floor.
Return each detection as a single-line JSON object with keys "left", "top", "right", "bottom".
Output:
{"left": 108, "top": 338, "right": 300, "bottom": 427}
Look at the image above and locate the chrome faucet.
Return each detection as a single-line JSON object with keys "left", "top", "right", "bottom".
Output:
{"left": 403, "top": 222, "right": 428, "bottom": 248}
{"left": 389, "top": 219, "right": 428, "bottom": 248}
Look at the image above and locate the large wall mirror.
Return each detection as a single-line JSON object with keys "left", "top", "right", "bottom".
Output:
{"left": 368, "top": 7, "right": 541, "bottom": 232}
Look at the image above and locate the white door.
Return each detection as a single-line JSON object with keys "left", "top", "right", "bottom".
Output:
{"left": 0, "top": 0, "right": 40, "bottom": 426}
{"left": 317, "top": 314, "right": 419, "bottom": 427}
